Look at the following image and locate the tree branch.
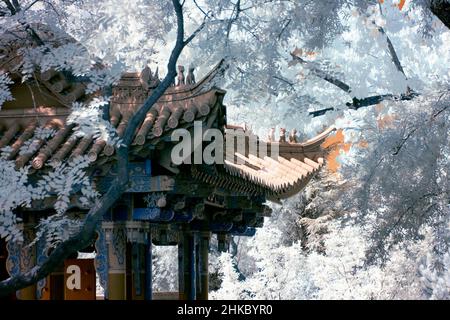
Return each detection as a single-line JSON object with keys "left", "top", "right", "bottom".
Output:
{"left": 2, "top": 0, "right": 16, "bottom": 14}
{"left": 23, "top": 0, "right": 39, "bottom": 12}
{"left": 392, "top": 127, "right": 418, "bottom": 156}
{"left": 11, "top": 0, "right": 20, "bottom": 11}
{"left": 0, "top": 0, "right": 195, "bottom": 297}
{"left": 376, "top": 4, "right": 410, "bottom": 92}
{"left": 290, "top": 52, "right": 352, "bottom": 94}
{"left": 193, "top": 0, "right": 210, "bottom": 18}
{"left": 277, "top": 18, "right": 291, "bottom": 40}
{"left": 429, "top": 0, "right": 450, "bottom": 30}
{"left": 272, "top": 74, "right": 295, "bottom": 90}
{"left": 225, "top": 0, "right": 241, "bottom": 45}
{"left": 2, "top": 0, "right": 45, "bottom": 46}
{"left": 184, "top": 16, "right": 207, "bottom": 45}
{"left": 378, "top": 26, "right": 407, "bottom": 78}
{"left": 290, "top": 39, "right": 418, "bottom": 118}
{"left": 392, "top": 92, "right": 449, "bottom": 156}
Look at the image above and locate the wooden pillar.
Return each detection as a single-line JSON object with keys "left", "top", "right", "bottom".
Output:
{"left": 94, "top": 227, "right": 109, "bottom": 300}
{"left": 188, "top": 232, "right": 197, "bottom": 300}
{"left": 179, "top": 230, "right": 198, "bottom": 300}
{"left": 197, "top": 231, "right": 210, "bottom": 300}
{"left": 125, "top": 221, "right": 148, "bottom": 300}
{"left": 195, "top": 240, "right": 201, "bottom": 296}
{"left": 6, "top": 224, "right": 37, "bottom": 300}
{"left": 131, "top": 242, "right": 147, "bottom": 300}
{"left": 104, "top": 222, "right": 126, "bottom": 300}
{"left": 21, "top": 225, "right": 37, "bottom": 299}
{"left": 182, "top": 230, "right": 190, "bottom": 300}
{"left": 178, "top": 231, "right": 185, "bottom": 300}
{"left": 145, "top": 228, "right": 152, "bottom": 300}
{"left": 49, "top": 266, "right": 65, "bottom": 300}
{"left": 218, "top": 233, "right": 230, "bottom": 252}
{"left": 125, "top": 242, "right": 133, "bottom": 300}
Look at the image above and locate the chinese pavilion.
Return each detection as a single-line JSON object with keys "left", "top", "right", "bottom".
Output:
{"left": 0, "top": 25, "right": 335, "bottom": 300}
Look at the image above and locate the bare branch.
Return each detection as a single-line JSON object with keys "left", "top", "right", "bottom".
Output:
{"left": 2, "top": 0, "right": 16, "bottom": 14}
{"left": 226, "top": 0, "right": 241, "bottom": 44}
{"left": 11, "top": 0, "right": 19, "bottom": 10}
{"left": 277, "top": 18, "right": 291, "bottom": 40}
{"left": 392, "top": 127, "right": 418, "bottom": 156}
{"left": 23, "top": 0, "right": 39, "bottom": 12}
{"left": 378, "top": 26, "right": 407, "bottom": 78}
{"left": 184, "top": 16, "right": 207, "bottom": 45}
{"left": 376, "top": 5, "right": 412, "bottom": 95}
{"left": 392, "top": 92, "right": 449, "bottom": 155}
{"left": 290, "top": 52, "right": 352, "bottom": 94}
{"left": 193, "top": 0, "right": 210, "bottom": 18}
{"left": 429, "top": 0, "right": 450, "bottom": 30}
{"left": 272, "top": 74, "right": 295, "bottom": 90}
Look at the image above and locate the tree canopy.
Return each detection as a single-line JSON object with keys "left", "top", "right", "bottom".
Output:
{"left": 0, "top": 0, "right": 449, "bottom": 299}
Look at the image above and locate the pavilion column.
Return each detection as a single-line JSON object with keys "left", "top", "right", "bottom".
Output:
{"left": 94, "top": 226, "right": 109, "bottom": 300}
{"left": 177, "top": 229, "right": 185, "bottom": 300}
{"left": 179, "top": 229, "right": 198, "bottom": 300}
{"left": 125, "top": 221, "right": 148, "bottom": 300}
{"left": 188, "top": 231, "right": 197, "bottom": 300}
{"left": 197, "top": 231, "right": 211, "bottom": 300}
{"left": 6, "top": 223, "right": 37, "bottom": 300}
{"left": 145, "top": 225, "right": 152, "bottom": 300}
{"left": 218, "top": 233, "right": 230, "bottom": 252}
{"left": 103, "top": 222, "right": 127, "bottom": 300}
{"left": 21, "top": 224, "right": 37, "bottom": 299}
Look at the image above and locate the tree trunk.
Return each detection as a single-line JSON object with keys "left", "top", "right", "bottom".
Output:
{"left": 430, "top": 1, "right": 450, "bottom": 30}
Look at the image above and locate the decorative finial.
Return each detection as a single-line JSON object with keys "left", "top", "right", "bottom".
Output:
{"left": 140, "top": 65, "right": 152, "bottom": 90}
{"left": 279, "top": 128, "right": 286, "bottom": 143}
{"left": 267, "top": 127, "right": 275, "bottom": 142}
{"left": 289, "top": 128, "right": 298, "bottom": 143}
{"left": 177, "top": 65, "right": 185, "bottom": 86}
{"left": 186, "top": 65, "right": 195, "bottom": 84}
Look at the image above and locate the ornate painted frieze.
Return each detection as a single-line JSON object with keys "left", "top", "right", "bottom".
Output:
{"left": 95, "top": 226, "right": 109, "bottom": 299}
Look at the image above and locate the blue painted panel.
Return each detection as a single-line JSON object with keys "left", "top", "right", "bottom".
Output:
{"left": 133, "top": 208, "right": 174, "bottom": 222}
{"left": 173, "top": 210, "right": 194, "bottom": 222}
{"left": 94, "top": 226, "right": 109, "bottom": 299}
{"left": 36, "top": 236, "right": 48, "bottom": 299}
{"left": 145, "top": 159, "right": 152, "bottom": 175}
{"left": 231, "top": 226, "right": 256, "bottom": 237}
{"left": 209, "top": 222, "right": 233, "bottom": 232}
{"left": 145, "top": 235, "right": 152, "bottom": 300}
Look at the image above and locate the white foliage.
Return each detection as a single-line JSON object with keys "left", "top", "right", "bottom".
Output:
{"left": 84, "top": 61, "right": 124, "bottom": 94}
{"left": 209, "top": 252, "right": 247, "bottom": 300}
{"left": 152, "top": 246, "right": 178, "bottom": 292}
{"left": 0, "top": 152, "right": 30, "bottom": 243}
{"left": 0, "top": 72, "right": 14, "bottom": 108}
{"left": 19, "top": 127, "right": 56, "bottom": 156}
{"left": 212, "top": 212, "right": 447, "bottom": 300}
{"left": 420, "top": 249, "right": 450, "bottom": 299}
{"left": 67, "top": 98, "right": 121, "bottom": 146}
{"left": 18, "top": 40, "right": 124, "bottom": 94}
{"left": 32, "top": 214, "right": 83, "bottom": 249}
{"left": 37, "top": 156, "right": 99, "bottom": 214}
{"left": 0, "top": 0, "right": 448, "bottom": 298}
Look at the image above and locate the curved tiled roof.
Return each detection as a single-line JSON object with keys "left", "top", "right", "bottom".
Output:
{"left": 0, "top": 63, "right": 226, "bottom": 170}
{"left": 191, "top": 126, "right": 336, "bottom": 201}
{"left": 0, "top": 24, "right": 89, "bottom": 107}
{"left": 1, "top": 23, "right": 335, "bottom": 202}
